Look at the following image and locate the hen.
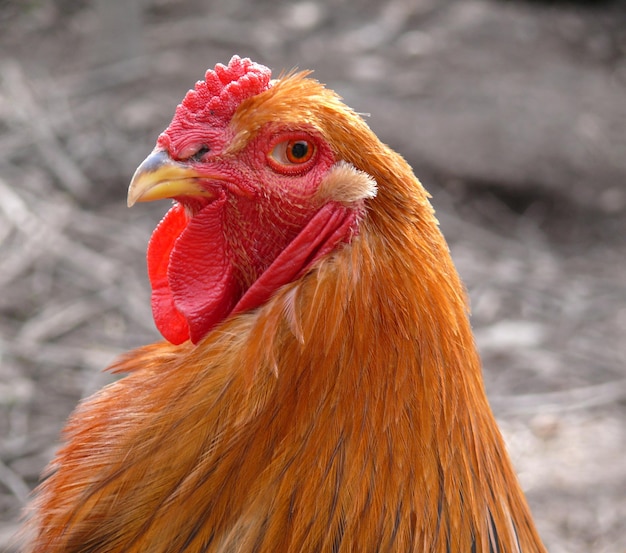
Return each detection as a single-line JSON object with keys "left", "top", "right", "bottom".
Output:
{"left": 23, "top": 56, "right": 546, "bottom": 552}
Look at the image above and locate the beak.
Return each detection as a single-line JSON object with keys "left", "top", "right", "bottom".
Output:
{"left": 127, "top": 150, "right": 217, "bottom": 207}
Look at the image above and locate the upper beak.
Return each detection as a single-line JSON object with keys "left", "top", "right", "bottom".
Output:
{"left": 127, "top": 150, "right": 217, "bottom": 207}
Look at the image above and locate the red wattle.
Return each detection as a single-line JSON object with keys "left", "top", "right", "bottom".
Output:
{"left": 147, "top": 204, "right": 191, "bottom": 344}
{"left": 147, "top": 199, "right": 360, "bottom": 346}
{"left": 167, "top": 195, "right": 240, "bottom": 345}
{"left": 233, "top": 202, "right": 357, "bottom": 316}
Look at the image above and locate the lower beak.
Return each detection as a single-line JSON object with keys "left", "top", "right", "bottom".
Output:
{"left": 127, "top": 150, "right": 217, "bottom": 207}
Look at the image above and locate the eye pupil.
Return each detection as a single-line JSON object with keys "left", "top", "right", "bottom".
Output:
{"left": 290, "top": 141, "right": 308, "bottom": 159}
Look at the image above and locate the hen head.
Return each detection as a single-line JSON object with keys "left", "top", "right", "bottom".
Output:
{"left": 128, "top": 56, "right": 377, "bottom": 345}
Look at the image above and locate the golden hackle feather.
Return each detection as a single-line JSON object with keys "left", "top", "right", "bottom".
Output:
{"left": 24, "top": 72, "right": 546, "bottom": 552}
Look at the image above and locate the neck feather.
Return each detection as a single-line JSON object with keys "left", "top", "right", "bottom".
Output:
{"left": 28, "top": 171, "right": 545, "bottom": 553}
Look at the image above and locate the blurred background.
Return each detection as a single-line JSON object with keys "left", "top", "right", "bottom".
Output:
{"left": 0, "top": 0, "right": 625, "bottom": 551}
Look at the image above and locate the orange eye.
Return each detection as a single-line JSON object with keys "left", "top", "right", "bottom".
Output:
{"left": 269, "top": 138, "right": 316, "bottom": 171}
{"left": 286, "top": 140, "right": 314, "bottom": 164}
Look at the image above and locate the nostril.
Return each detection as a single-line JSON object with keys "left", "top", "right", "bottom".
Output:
{"left": 191, "top": 145, "right": 211, "bottom": 161}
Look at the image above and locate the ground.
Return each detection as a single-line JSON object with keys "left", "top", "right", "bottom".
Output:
{"left": 0, "top": 0, "right": 625, "bottom": 551}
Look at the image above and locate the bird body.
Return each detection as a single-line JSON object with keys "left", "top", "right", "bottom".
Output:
{"left": 23, "top": 57, "right": 546, "bottom": 552}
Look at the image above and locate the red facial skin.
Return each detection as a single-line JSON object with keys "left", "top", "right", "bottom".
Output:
{"left": 148, "top": 124, "right": 360, "bottom": 344}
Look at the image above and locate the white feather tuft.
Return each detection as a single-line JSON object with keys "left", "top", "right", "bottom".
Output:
{"left": 316, "top": 161, "right": 378, "bottom": 205}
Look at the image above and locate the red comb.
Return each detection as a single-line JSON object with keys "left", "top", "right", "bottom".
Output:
{"left": 157, "top": 56, "right": 272, "bottom": 153}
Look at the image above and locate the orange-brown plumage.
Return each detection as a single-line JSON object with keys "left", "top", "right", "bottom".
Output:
{"left": 23, "top": 57, "right": 546, "bottom": 552}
